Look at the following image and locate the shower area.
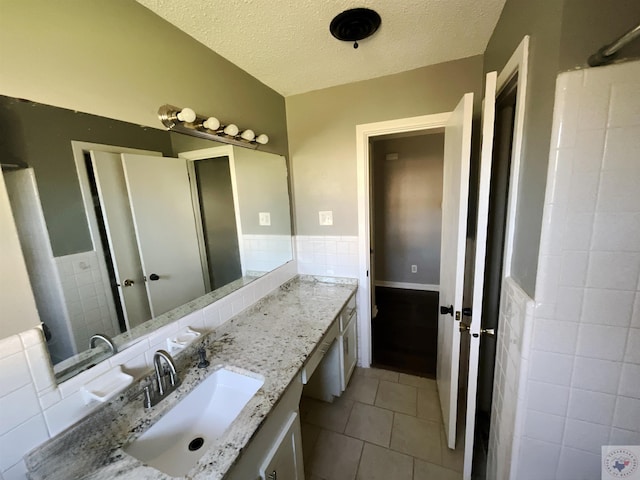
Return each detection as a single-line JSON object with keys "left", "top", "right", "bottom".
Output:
{"left": 486, "top": 43, "right": 640, "bottom": 480}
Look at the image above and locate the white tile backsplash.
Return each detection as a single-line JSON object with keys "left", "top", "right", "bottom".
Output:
{"left": 0, "top": 261, "right": 297, "bottom": 478}
{"left": 567, "top": 388, "right": 616, "bottom": 425}
{"left": 295, "top": 235, "right": 359, "bottom": 277}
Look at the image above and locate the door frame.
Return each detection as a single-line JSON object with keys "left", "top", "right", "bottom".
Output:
{"left": 355, "top": 112, "right": 451, "bottom": 367}
{"left": 178, "top": 146, "right": 245, "bottom": 279}
{"left": 495, "top": 35, "right": 529, "bottom": 276}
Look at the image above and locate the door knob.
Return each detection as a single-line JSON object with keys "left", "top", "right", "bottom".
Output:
{"left": 440, "top": 305, "right": 453, "bottom": 316}
{"left": 122, "top": 279, "right": 135, "bottom": 287}
{"left": 462, "top": 307, "right": 472, "bottom": 317}
{"left": 149, "top": 274, "right": 160, "bottom": 281}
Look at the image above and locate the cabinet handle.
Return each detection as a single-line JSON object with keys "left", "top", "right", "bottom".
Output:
{"left": 345, "top": 336, "right": 349, "bottom": 356}
{"left": 267, "top": 470, "right": 277, "bottom": 480}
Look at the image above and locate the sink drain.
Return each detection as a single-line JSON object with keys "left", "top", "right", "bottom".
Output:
{"left": 188, "top": 437, "right": 204, "bottom": 451}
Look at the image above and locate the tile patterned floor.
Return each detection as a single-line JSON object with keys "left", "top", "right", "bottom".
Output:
{"left": 300, "top": 367, "right": 464, "bottom": 480}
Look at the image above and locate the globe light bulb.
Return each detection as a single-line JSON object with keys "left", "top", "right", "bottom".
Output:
{"left": 202, "top": 117, "right": 220, "bottom": 130}
{"left": 176, "top": 107, "right": 196, "bottom": 123}
{"left": 223, "top": 124, "right": 239, "bottom": 136}
{"left": 255, "top": 134, "right": 269, "bottom": 145}
{"left": 240, "top": 129, "right": 255, "bottom": 141}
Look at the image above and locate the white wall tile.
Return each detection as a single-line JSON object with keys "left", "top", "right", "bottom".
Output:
{"left": 0, "top": 414, "right": 48, "bottom": 471}
{"left": 597, "top": 169, "right": 640, "bottom": 213}
{"left": 529, "top": 350, "right": 573, "bottom": 385}
{"left": 0, "top": 336, "right": 22, "bottom": 360}
{"left": 633, "top": 293, "right": 640, "bottom": 328}
{"left": 532, "top": 319, "right": 578, "bottom": 354}
{"left": 591, "top": 213, "right": 640, "bottom": 252}
{"left": 564, "top": 418, "right": 611, "bottom": 454}
{"left": 559, "top": 251, "right": 589, "bottom": 287}
{"left": 624, "top": 328, "right": 640, "bottom": 364}
{"left": 613, "top": 396, "right": 640, "bottom": 431}
{"left": 577, "top": 80, "right": 611, "bottom": 130}
{"left": 609, "top": 427, "right": 640, "bottom": 445}
{"left": 3, "top": 459, "right": 27, "bottom": 480}
{"left": 523, "top": 410, "right": 565, "bottom": 444}
{"left": 587, "top": 252, "right": 640, "bottom": 291}
{"left": 23, "top": 343, "right": 55, "bottom": 393}
{"left": 567, "top": 388, "right": 616, "bottom": 425}
{"left": 572, "top": 356, "right": 622, "bottom": 395}
{"left": 527, "top": 381, "right": 570, "bottom": 416}
{"left": 577, "top": 324, "right": 628, "bottom": 361}
{"left": 602, "top": 126, "right": 640, "bottom": 171}
{"left": 618, "top": 363, "right": 640, "bottom": 399}
{"left": 554, "top": 286, "right": 584, "bottom": 323}
{"left": 567, "top": 172, "right": 600, "bottom": 213}
{"left": 562, "top": 212, "right": 594, "bottom": 252}
{"left": 581, "top": 289, "right": 634, "bottom": 327}
{"left": 608, "top": 83, "right": 640, "bottom": 128}
{"left": 556, "top": 446, "right": 602, "bottom": 480}
{"left": 515, "top": 437, "right": 561, "bottom": 480}
{"left": 0, "top": 352, "right": 31, "bottom": 395}
{"left": 0, "top": 384, "right": 41, "bottom": 434}
{"left": 42, "top": 391, "right": 100, "bottom": 437}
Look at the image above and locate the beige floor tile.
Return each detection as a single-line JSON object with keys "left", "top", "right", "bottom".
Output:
{"left": 302, "top": 422, "right": 321, "bottom": 468}
{"left": 440, "top": 429, "right": 465, "bottom": 472}
{"left": 305, "top": 397, "right": 354, "bottom": 433}
{"left": 390, "top": 413, "right": 442, "bottom": 464}
{"left": 343, "top": 375, "right": 379, "bottom": 405}
{"left": 398, "top": 372, "right": 438, "bottom": 391}
{"left": 363, "top": 367, "right": 400, "bottom": 382}
{"left": 308, "top": 429, "right": 363, "bottom": 480}
{"left": 344, "top": 402, "right": 394, "bottom": 447}
{"left": 414, "top": 458, "right": 462, "bottom": 480}
{"left": 417, "top": 387, "right": 441, "bottom": 422}
{"left": 375, "top": 380, "right": 417, "bottom": 416}
{"left": 356, "top": 442, "right": 413, "bottom": 480}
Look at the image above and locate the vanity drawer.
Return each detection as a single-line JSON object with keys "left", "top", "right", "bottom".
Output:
{"left": 301, "top": 320, "right": 339, "bottom": 384}
{"left": 339, "top": 294, "right": 357, "bottom": 332}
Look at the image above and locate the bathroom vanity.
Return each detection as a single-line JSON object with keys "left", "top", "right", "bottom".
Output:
{"left": 25, "top": 276, "right": 357, "bottom": 480}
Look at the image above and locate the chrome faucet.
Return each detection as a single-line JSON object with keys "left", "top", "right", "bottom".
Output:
{"left": 89, "top": 333, "right": 117, "bottom": 353}
{"left": 153, "top": 350, "right": 180, "bottom": 396}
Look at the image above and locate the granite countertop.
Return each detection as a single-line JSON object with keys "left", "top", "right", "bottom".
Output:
{"left": 26, "top": 276, "right": 357, "bottom": 480}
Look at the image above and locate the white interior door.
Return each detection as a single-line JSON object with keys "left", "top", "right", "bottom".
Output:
{"left": 121, "top": 153, "right": 206, "bottom": 317}
{"left": 437, "top": 92, "right": 473, "bottom": 449}
{"left": 461, "top": 72, "right": 497, "bottom": 479}
{"left": 90, "top": 151, "right": 151, "bottom": 329}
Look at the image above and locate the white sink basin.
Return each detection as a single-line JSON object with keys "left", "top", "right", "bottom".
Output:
{"left": 124, "top": 367, "right": 264, "bottom": 477}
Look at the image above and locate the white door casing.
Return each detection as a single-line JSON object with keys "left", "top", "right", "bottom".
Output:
{"left": 121, "top": 153, "right": 206, "bottom": 317}
{"left": 90, "top": 151, "right": 152, "bottom": 330}
{"left": 461, "top": 71, "right": 497, "bottom": 479}
{"left": 437, "top": 92, "right": 474, "bottom": 450}
{"left": 356, "top": 112, "right": 452, "bottom": 368}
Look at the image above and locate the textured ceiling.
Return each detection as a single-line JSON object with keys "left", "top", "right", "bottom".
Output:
{"left": 135, "top": 0, "right": 506, "bottom": 97}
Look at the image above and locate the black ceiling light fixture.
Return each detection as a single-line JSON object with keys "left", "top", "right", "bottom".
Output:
{"left": 330, "top": 8, "right": 381, "bottom": 49}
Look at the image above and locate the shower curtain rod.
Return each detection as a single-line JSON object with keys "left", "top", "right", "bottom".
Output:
{"left": 589, "top": 22, "right": 640, "bottom": 66}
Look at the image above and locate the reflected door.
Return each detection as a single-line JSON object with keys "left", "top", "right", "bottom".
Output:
{"left": 121, "top": 154, "right": 205, "bottom": 317}
{"left": 437, "top": 92, "right": 473, "bottom": 449}
{"left": 90, "top": 151, "right": 151, "bottom": 329}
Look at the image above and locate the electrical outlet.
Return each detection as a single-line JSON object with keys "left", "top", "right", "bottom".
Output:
{"left": 259, "top": 212, "right": 271, "bottom": 226}
{"left": 411, "top": 265, "right": 417, "bottom": 273}
{"left": 319, "top": 211, "right": 333, "bottom": 226}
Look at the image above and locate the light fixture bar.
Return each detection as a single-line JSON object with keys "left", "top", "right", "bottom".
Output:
{"left": 158, "top": 104, "right": 269, "bottom": 150}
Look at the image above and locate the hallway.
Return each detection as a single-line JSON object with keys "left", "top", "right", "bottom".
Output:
{"left": 372, "top": 287, "right": 439, "bottom": 377}
{"left": 301, "top": 367, "right": 463, "bottom": 480}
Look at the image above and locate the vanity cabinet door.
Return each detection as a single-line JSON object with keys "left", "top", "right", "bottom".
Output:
{"left": 259, "top": 412, "right": 304, "bottom": 480}
{"left": 341, "top": 315, "right": 358, "bottom": 391}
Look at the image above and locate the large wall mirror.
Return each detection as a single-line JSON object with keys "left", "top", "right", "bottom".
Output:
{"left": 0, "top": 95, "right": 293, "bottom": 382}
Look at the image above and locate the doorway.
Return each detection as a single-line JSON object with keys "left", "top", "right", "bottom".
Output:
{"left": 370, "top": 131, "right": 445, "bottom": 378}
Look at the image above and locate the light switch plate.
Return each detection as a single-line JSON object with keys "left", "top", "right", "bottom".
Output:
{"left": 319, "top": 211, "right": 333, "bottom": 226}
{"left": 259, "top": 212, "right": 271, "bottom": 226}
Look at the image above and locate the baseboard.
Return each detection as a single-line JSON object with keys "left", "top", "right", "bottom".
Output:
{"left": 374, "top": 281, "right": 439, "bottom": 292}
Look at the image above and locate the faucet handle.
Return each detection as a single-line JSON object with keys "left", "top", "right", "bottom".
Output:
{"left": 197, "top": 347, "right": 210, "bottom": 369}
{"left": 142, "top": 384, "right": 152, "bottom": 408}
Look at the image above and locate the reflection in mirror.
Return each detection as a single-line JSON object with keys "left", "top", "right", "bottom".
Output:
{"left": 0, "top": 95, "right": 293, "bottom": 383}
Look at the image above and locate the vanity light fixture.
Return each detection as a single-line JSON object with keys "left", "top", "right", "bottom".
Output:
{"left": 158, "top": 104, "right": 270, "bottom": 149}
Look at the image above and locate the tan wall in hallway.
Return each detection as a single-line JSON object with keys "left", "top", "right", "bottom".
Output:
{"left": 0, "top": 0, "right": 288, "bottom": 156}
{"left": 286, "top": 55, "right": 484, "bottom": 236}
